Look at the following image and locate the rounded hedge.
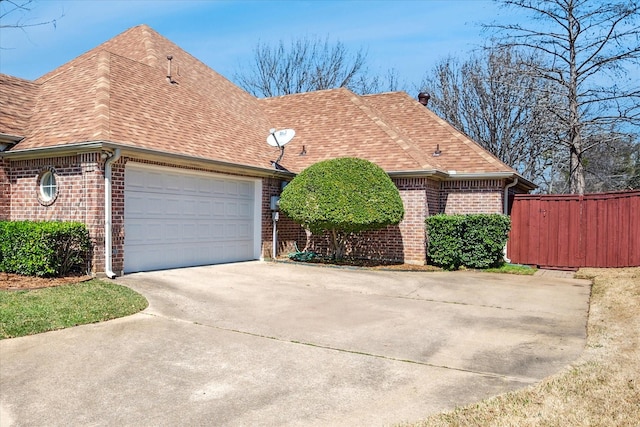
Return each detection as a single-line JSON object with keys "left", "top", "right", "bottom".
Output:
{"left": 279, "top": 157, "right": 404, "bottom": 234}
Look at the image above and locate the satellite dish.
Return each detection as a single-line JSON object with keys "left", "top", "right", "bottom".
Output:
{"left": 267, "top": 128, "right": 295, "bottom": 147}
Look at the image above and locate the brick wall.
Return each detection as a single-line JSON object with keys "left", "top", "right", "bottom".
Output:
{"left": 272, "top": 177, "right": 430, "bottom": 264}
{"left": 6, "top": 153, "right": 105, "bottom": 273}
{"left": 0, "top": 157, "right": 10, "bottom": 220}
{"left": 441, "top": 179, "right": 504, "bottom": 214}
{"left": 261, "top": 177, "right": 306, "bottom": 259}
{"left": 110, "top": 159, "right": 125, "bottom": 274}
{"left": 4, "top": 153, "right": 512, "bottom": 271}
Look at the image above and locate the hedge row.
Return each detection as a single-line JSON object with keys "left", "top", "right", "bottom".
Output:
{"left": 426, "top": 214, "right": 511, "bottom": 270}
{"left": 0, "top": 221, "right": 91, "bottom": 277}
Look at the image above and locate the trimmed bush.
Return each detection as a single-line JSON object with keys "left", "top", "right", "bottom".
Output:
{"left": 425, "top": 214, "right": 465, "bottom": 270}
{"left": 426, "top": 214, "right": 511, "bottom": 270}
{"left": 279, "top": 157, "right": 404, "bottom": 259}
{"left": 0, "top": 221, "right": 91, "bottom": 277}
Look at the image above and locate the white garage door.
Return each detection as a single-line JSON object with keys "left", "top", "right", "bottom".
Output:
{"left": 124, "top": 163, "right": 261, "bottom": 273}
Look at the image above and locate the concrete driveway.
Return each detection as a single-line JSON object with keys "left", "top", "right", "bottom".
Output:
{"left": 1, "top": 262, "right": 591, "bottom": 427}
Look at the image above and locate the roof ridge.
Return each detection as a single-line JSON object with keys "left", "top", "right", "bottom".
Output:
{"left": 35, "top": 25, "right": 166, "bottom": 84}
{"left": 140, "top": 24, "right": 160, "bottom": 68}
{"left": 93, "top": 51, "right": 111, "bottom": 140}
{"left": 349, "top": 92, "right": 440, "bottom": 170}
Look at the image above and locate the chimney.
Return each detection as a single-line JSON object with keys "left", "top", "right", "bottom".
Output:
{"left": 418, "top": 92, "right": 430, "bottom": 106}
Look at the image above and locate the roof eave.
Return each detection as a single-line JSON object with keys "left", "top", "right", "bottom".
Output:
{"left": 389, "top": 169, "right": 537, "bottom": 190}
{"left": 0, "top": 133, "right": 25, "bottom": 152}
{"left": 445, "top": 171, "right": 537, "bottom": 190}
{"left": 0, "top": 141, "right": 294, "bottom": 179}
{"left": 388, "top": 169, "right": 449, "bottom": 179}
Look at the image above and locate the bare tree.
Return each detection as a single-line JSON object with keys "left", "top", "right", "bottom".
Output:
{"left": 234, "top": 36, "right": 400, "bottom": 97}
{"left": 420, "top": 47, "right": 561, "bottom": 190}
{"left": 351, "top": 68, "right": 403, "bottom": 94}
{"left": 0, "top": 0, "right": 62, "bottom": 43}
{"left": 485, "top": 0, "right": 640, "bottom": 194}
{"left": 576, "top": 132, "right": 639, "bottom": 191}
{"left": 233, "top": 36, "right": 366, "bottom": 97}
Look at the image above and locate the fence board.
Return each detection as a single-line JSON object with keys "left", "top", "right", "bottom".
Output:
{"left": 508, "top": 190, "right": 640, "bottom": 269}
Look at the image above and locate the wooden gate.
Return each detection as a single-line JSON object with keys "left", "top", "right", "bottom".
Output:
{"left": 508, "top": 190, "right": 640, "bottom": 269}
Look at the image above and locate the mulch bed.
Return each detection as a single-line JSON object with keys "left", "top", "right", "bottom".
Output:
{"left": 0, "top": 273, "right": 93, "bottom": 291}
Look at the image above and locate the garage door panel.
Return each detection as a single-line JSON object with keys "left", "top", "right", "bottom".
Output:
{"left": 126, "top": 195, "right": 146, "bottom": 216}
{"left": 237, "top": 181, "right": 253, "bottom": 198}
{"left": 225, "top": 181, "right": 238, "bottom": 195}
{"left": 165, "top": 197, "right": 182, "bottom": 216}
{"left": 237, "top": 223, "right": 251, "bottom": 238}
{"left": 212, "top": 201, "right": 225, "bottom": 217}
{"left": 181, "top": 176, "right": 199, "bottom": 194}
{"left": 197, "top": 200, "right": 212, "bottom": 216}
{"left": 238, "top": 201, "right": 253, "bottom": 217}
{"left": 124, "top": 164, "right": 259, "bottom": 273}
{"left": 182, "top": 199, "right": 197, "bottom": 217}
{"left": 164, "top": 223, "right": 182, "bottom": 242}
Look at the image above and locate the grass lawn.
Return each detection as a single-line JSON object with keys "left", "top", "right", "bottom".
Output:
{"left": 398, "top": 267, "right": 640, "bottom": 427}
{"left": 0, "top": 280, "right": 148, "bottom": 339}
{"left": 483, "top": 263, "right": 537, "bottom": 275}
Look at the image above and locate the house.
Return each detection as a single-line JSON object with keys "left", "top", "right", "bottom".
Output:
{"left": 0, "top": 25, "right": 535, "bottom": 276}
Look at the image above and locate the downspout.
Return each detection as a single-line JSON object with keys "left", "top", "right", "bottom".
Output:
{"left": 104, "top": 149, "right": 121, "bottom": 278}
{"left": 503, "top": 177, "right": 518, "bottom": 263}
{"left": 504, "top": 177, "right": 518, "bottom": 214}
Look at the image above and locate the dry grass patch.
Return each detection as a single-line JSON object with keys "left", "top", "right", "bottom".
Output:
{"left": 399, "top": 267, "right": 640, "bottom": 427}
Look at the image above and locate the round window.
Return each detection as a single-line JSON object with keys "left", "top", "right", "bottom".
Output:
{"left": 37, "top": 168, "right": 59, "bottom": 205}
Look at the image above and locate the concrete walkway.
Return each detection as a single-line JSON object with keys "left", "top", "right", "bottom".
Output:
{"left": 0, "top": 262, "right": 591, "bottom": 427}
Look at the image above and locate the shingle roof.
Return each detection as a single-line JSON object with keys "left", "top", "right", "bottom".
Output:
{"left": 1, "top": 24, "right": 519, "bottom": 178}
{"left": 362, "top": 92, "right": 516, "bottom": 174}
{"left": 0, "top": 74, "right": 38, "bottom": 138}
{"left": 5, "top": 25, "right": 275, "bottom": 169}
{"left": 260, "top": 89, "right": 516, "bottom": 174}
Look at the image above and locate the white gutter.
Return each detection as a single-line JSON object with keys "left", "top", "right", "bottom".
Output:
{"left": 503, "top": 177, "right": 518, "bottom": 263}
{"left": 104, "top": 148, "right": 121, "bottom": 278}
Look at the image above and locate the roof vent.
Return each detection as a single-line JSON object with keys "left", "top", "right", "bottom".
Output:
{"left": 418, "top": 92, "right": 430, "bottom": 106}
{"left": 166, "top": 55, "right": 177, "bottom": 84}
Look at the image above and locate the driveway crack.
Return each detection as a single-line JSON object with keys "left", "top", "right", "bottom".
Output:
{"left": 142, "top": 311, "right": 537, "bottom": 384}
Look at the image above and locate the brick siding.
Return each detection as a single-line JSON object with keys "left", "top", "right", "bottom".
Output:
{"left": 0, "top": 158, "right": 10, "bottom": 220}
{"left": 4, "top": 155, "right": 509, "bottom": 272}
{"left": 5, "top": 153, "right": 105, "bottom": 273}
{"left": 441, "top": 179, "right": 504, "bottom": 214}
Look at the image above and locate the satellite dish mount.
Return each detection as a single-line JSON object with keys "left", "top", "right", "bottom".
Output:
{"left": 267, "top": 128, "right": 295, "bottom": 169}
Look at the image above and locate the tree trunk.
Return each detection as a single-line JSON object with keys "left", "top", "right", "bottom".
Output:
{"left": 569, "top": 143, "right": 586, "bottom": 194}
{"left": 330, "top": 229, "right": 344, "bottom": 260}
{"left": 567, "top": 2, "right": 586, "bottom": 195}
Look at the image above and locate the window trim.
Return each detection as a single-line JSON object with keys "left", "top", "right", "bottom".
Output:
{"left": 37, "top": 167, "right": 59, "bottom": 206}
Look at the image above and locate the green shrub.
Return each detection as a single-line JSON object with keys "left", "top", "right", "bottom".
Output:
{"left": 425, "top": 214, "right": 465, "bottom": 270}
{"left": 279, "top": 157, "right": 404, "bottom": 259}
{"left": 426, "top": 214, "right": 511, "bottom": 270}
{"left": 460, "top": 214, "right": 511, "bottom": 268}
{"left": 0, "top": 221, "right": 91, "bottom": 277}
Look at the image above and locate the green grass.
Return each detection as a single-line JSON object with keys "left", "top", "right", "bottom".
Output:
{"left": 483, "top": 263, "right": 537, "bottom": 275}
{"left": 0, "top": 280, "right": 148, "bottom": 339}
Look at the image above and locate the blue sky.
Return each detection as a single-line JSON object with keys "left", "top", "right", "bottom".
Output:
{"left": 0, "top": 0, "right": 517, "bottom": 90}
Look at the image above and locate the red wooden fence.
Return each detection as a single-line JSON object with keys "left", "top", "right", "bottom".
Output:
{"left": 508, "top": 190, "right": 640, "bottom": 269}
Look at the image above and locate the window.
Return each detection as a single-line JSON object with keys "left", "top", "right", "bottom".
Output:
{"left": 37, "top": 168, "right": 59, "bottom": 205}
